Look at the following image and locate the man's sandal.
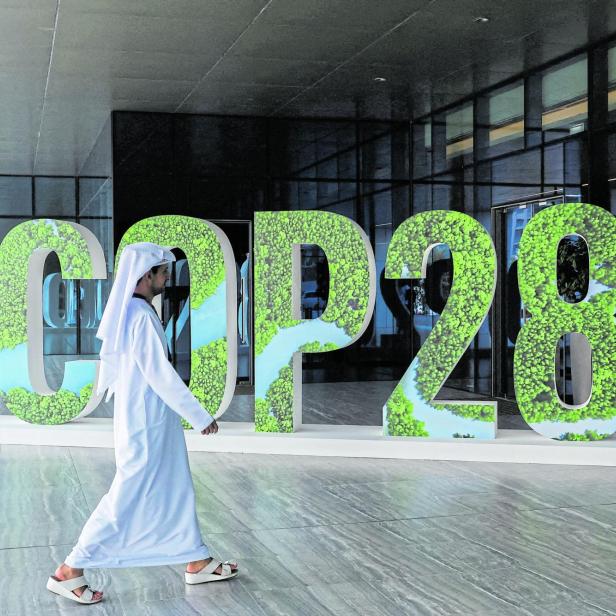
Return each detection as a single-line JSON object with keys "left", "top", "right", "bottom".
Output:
{"left": 184, "top": 559, "right": 239, "bottom": 585}
{"left": 46, "top": 575, "right": 103, "bottom": 604}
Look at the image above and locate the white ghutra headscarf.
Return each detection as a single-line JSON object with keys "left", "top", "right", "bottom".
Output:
{"left": 96, "top": 242, "right": 176, "bottom": 398}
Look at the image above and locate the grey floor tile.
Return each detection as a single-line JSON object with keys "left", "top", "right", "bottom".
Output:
{"left": 449, "top": 486, "right": 560, "bottom": 512}
{"left": 250, "top": 584, "right": 338, "bottom": 616}
{"left": 322, "top": 479, "right": 478, "bottom": 520}
{"left": 0, "top": 444, "right": 80, "bottom": 492}
{"left": 457, "top": 564, "right": 584, "bottom": 608}
{"left": 524, "top": 557, "right": 616, "bottom": 602}
{"left": 3, "top": 444, "right": 616, "bottom": 615}
{"left": 580, "top": 596, "right": 616, "bottom": 615}
{"left": 572, "top": 503, "right": 616, "bottom": 528}
{"left": 515, "top": 601, "right": 616, "bottom": 616}
{"left": 253, "top": 580, "right": 420, "bottom": 616}
{"left": 202, "top": 530, "right": 277, "bottom": 560}
{"left": 183, "top": 584, "right": 268, "bottom": 616}
{"left": 362, "top": 571, "right": 529, "bottom": 615}
{"left": 0, "top": 483, "right": 90, "bottom": 549}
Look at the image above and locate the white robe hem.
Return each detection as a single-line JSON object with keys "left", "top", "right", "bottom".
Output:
{"left": 65, "top": 546, "right": 211, "bottom": 570}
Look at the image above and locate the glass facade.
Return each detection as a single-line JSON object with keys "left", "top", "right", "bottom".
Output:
{"left": 541, "top": 57, "right": 588, "bottom": 139}
{"left": 483, "top": 82, "right": 524, "bottom": 157}
{"left": 445, "top": 103, "right": 474, "bottom": 160}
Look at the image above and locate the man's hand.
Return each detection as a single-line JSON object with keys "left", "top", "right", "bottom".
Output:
{"left": 201, "top": 419, "right": 218, "bottom": 435}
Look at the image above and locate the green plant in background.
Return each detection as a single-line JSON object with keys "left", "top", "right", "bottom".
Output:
{"left": 0, "top": 220, "right": 99, "bottom": 424}
{"left": 254, "top": 211, "right": 373, "bottom": 433}
{"left": 117, "top": 216, "right": 230, "bottom": 429}
{"left": 383, "top": 210, "right": 497, "bottom": 437}
{"left": 515, "top": 203, "right": 616, "bottom": 437}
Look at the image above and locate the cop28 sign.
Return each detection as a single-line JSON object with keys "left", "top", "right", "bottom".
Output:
{"left": 0, "top": 204, "right": 614, "bottom": 442}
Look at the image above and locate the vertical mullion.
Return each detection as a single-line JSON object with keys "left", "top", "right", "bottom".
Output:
{"left": 75, "top": 178, "right": 81, "bottom": 356}
{"left": 588, "top": 46, "right": 609, "bottom": 208}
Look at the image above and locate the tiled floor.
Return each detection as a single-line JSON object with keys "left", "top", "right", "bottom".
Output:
{"left": 1, "top": 444, "right": 616, "bottom": 614}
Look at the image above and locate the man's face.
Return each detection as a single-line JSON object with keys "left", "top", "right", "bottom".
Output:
{"left": 151, "top": 264, "right": 170, "bottom": 296}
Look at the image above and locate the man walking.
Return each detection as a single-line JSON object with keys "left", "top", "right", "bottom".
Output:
{"left": 47, "top": 242, "right": 238, "bottom": 605}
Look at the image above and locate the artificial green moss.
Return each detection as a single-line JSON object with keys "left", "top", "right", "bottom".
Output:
{"left": 515, "top": 203, "right": 616, "bottom": 433}
{"left": 3, "top": 382, "right": 93, "bottom": 425}
{"left": 559, "top": 430, "right": 609, "bottom": 441}
{"left": 432, "top": 403, "right": 494, "bottom": 422}
{"left": 254, "top": 211, "right": 372, "bottom": 433}
{"left": 0, "top": 220, "right": 96, "bottom": 424}
{"left": 384, "top": 385, "right": 428, "bottom": 437}
{"left": 118, "top": 216, "right": 230, "bottom": 429}
{"left": 254, "top": 363, "right": 295, "bottom": 433}
{"left": 264, "top": 364, "right": 294, "bottom": 433}
{"left": 180, "top": 338, "right": 227, "bottom": 430}
{"left": 255, "top": 398, "right": 279, "bottom": 432}
{"left": 255, "top": 340, "right": 340, "bottom": 433}
{"left": 0, "top": 219, "right": 93, "bottom": 350}
{"left": 298, "top": 341, "right": 339, "bottom": 353}
{"left": 254, "top": 211, "right": 372, "bottom": 356}
{"left": 384, "top": 211, "right": 496, "bottom": 433}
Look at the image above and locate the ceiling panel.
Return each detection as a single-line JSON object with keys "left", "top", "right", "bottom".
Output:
{"left": 228, "top": 23, "right": 377, "bottom": 63}
{"left": 180, "top": 82, "right": 304, "bottom": 115}
{"left": 45, "top": 75, "right": 196, "bottom": 103}
{"left": 0, "top": 6, "right": 56, "bottom": 50}
{"left": 0, "top": 0, "right": 613, "bottom": 174}
{"left": 50, "top": 48, "right": 212, "bottom": 82}
{"left": 257, "top": 0, "right": 430, "bottom": 29}
{"left": 54, "top": 12, "right": 249, "bottom": 55}
{"left": 59, "top": 0, "right": 269, "bottom": 21}
{"left": 202, "top": 55, "right": 336, "bottom": 87}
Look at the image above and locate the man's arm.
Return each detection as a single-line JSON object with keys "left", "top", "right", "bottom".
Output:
{"left": 130, "top": 311, "right": 215, "bottom": 432}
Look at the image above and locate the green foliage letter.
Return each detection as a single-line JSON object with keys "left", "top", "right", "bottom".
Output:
{"left": 254, "top": 211, "right": 375, "bottom": 432}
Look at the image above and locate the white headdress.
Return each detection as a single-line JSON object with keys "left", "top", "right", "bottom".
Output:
{"left": 96, "top": 242, "right": 176, "bottom": 397}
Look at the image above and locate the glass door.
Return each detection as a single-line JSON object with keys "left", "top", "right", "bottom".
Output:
{"left": 491, "top": 193, "right": 590, "bottom": 409}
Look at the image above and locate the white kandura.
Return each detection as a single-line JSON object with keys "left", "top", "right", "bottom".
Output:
{"left": 64, "top": 243, "right": 214, "bottom": 568}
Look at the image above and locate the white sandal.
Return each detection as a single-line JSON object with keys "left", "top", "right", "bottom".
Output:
{"left": 46, "top": 575, "right": 103, "bottom": 604}
{"left": 185, "top": 559, "right": 239, "bottom": 585}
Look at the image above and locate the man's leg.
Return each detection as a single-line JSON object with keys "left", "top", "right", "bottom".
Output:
{"left": 52, "top": 564, "right": 104, "bottom": 601}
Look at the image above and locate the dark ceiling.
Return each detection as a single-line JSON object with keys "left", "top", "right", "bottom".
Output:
{"left": 1, "top": 0, "right": 615, "bottom": 175}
